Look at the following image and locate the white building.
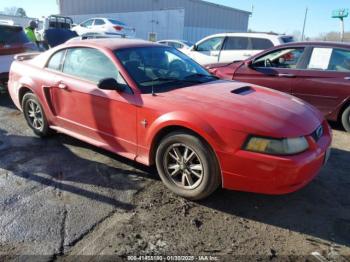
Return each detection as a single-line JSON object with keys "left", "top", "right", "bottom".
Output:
{"left": 58, "top": 0, "right": 250, "bottom": 42}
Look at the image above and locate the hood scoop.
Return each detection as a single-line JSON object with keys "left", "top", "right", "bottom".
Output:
{"left": 231, "top": 86, "right": 255, "bottom": 96}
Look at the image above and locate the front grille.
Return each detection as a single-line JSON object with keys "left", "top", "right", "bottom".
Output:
{"left": 311, "top": 125, "right": 323, "bottom": 142}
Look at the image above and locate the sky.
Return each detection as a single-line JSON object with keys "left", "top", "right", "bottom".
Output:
{"left": 0, "top": 0, "right": 349, "bottom": 37}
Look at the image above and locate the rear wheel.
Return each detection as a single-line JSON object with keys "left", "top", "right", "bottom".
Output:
{"left": 155, "top": 132, "right": 221, "bottom": 200}
{"left": 341, "top": 106, "right": 350, "bottom": 132}
{"left": 22, "top": 93, "right": 52, "bottom": 137}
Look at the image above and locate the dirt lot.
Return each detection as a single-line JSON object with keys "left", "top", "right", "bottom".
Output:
{"left": 0, "top": 93, "right": 349, "bottom": 261}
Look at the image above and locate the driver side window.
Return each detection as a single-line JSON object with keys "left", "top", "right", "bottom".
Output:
{"left": 253, "top": 48, "right": 305, "bottom": 69}
{"left": 196, "top": 37, "right": 224, "bottom": 52}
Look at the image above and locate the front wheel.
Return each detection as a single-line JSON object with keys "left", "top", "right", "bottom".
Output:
{"left": 155, "top": 132, "right": 221, "bottom": 200}
{"left": 341, "top": 106, "right": 350, "bottom": 132}
{"left": 22, "top": 93, "right": 52, "bottom": 137}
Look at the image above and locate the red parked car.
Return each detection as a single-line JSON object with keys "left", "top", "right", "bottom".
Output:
{"left": 8, "top": 39, "right": 331, "bottom": 200}
{"left": 206, "top": 42, "right": 350, "bottom": 132}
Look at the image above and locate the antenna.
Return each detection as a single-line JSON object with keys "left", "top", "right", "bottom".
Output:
{"left": 151, "top": 0, "right": 156, "bottom": 96}
{"left": 301, "top": 7, "right": 308, "bottom": 41}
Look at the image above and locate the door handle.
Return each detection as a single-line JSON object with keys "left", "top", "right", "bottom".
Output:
{"left": 243, "top": 53, "right": 251, "bottom": 57}
{"left": 58, "top": 83, "right": 68, "bottom": 90}
{"left": 344, "top": 77, "right": 350, "bottom": 80}
{"left": 278, "top": 73, "right": 295, "bottom": 78}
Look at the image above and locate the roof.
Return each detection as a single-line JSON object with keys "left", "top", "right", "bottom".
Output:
{"left": 63, "top": 38, "right": 160, "bottom": 50}
{"left": 281, "top": 41, "right": 350, "bottom": 48}
{"left": 209, "top": 32, "right": 290, "bottom": 38}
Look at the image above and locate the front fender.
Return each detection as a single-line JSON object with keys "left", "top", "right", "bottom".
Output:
{"left": 145, "top": 111, "right": 227, "bottom": 154}
{"left": 328, "top": 96, "right": 350, "bottom": 121}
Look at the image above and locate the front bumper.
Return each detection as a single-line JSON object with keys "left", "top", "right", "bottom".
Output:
{"left": 219, "top": 122, "right": 332, "bottom": 195}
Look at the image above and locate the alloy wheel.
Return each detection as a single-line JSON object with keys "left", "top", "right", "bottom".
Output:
{"left": 163, "top": 143, "right": 204, "bottom": 190}
{"left": 26, "top": 100, "right": 44, "bottom": 131}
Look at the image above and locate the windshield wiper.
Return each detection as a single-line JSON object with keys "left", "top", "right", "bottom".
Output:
{"left": 184, "top": 73, "right": 219, "bottom": 80}
{"left": 140, "top": 77, "right": 203, "bottom": 85}
{"left": 139, "top": 77, "right": 178, "bottom": 84}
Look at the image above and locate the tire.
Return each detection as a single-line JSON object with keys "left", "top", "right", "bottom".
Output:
{"left": 155, "top": 131, "right": 221, "bottom": 200}
{"left": 0, "top": 79, "right": 8, "bottom": 93}
{"left": 341, "top": 106, "right": 350, "bottom": 132}
{"left": 22, "top": 93, "right": 52, "bottom": 137}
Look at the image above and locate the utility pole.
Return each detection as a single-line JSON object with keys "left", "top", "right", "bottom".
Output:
{"left": 340, "top": 17, "right": 345, "bottom": 42}
{"left": 301, "top": 7, "right": 308, "bottom": 41}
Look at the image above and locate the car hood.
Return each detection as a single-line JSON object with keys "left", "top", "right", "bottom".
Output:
{"left": 161, "top": 80, "right": 323, "bottom": 137}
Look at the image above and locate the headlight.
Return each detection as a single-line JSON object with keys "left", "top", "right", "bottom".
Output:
{"left": 244, "top": 136, "right": 309, "bottom": 155}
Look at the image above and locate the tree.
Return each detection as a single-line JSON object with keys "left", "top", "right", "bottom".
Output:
{"left": 311, "top": 31, "right": 350, "bottom": 42}
{"left": 2, "top": 7, "right": 27, "bottom": 17}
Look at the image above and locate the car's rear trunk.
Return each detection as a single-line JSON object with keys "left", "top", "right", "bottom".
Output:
{"left": 0, "top": 25, "right": 32, "bottom": 55}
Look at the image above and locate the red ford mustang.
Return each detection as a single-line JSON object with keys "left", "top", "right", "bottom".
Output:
{"left": 8, "top": 39, "right": 332, "bottom": 200}
{"left": 206, "top": 42, "right": 350, "bottom": 132}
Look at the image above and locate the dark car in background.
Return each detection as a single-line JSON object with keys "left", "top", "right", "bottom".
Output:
{"left": 0, "top": 20, "right": 38, "bottom": 89}
{"left": 206, "top": 42, "right": 350, "bottom": 132}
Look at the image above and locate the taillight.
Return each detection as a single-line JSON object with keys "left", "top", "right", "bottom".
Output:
{"left": 0, "top": 45, "right": 26, "bottom": 55}
{"left": 113, "top": 26, "right": 123, "bottom": 31}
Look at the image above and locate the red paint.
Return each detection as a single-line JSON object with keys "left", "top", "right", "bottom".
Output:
{"left": 8, "top": 39, "right": 332, "bottom": 195}
{"left": 207, "top": 42, "right": 350, "bottom": 122}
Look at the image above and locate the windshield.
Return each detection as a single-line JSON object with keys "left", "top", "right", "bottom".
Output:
{"left": 182, "top": 40, "right": 194, "bottom": 46}
{"left": 0, "top": 26, "right": 29, "bottom": 45}
{"left": 114, "top": 46, "right": 217, "bottom": 94}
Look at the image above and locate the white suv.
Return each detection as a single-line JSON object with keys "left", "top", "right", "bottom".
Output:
{"left": 184, "top": 33, "right": 294, "bottom": 65}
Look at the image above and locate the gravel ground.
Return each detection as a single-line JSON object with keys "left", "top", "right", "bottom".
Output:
{"left": 0, "top": 93, "right": 349, "bottom": 261}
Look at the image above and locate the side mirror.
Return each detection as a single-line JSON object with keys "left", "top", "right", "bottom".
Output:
{"left": 244, "top": 60, "right": 254, "bottom": 68}
{"left": 98, "top": 78, "right": 124, "bottom": 92}
{"left": 192, "top": 44, "right": 198, "bottom": 51}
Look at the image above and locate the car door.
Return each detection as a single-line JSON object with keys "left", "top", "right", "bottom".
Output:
{"left": 48, "top": 47, "right": 138, "bottom": 158}
{"left": 291, "top": 46, "right": 350, "bottom": 118}
{"left": 92, "top": 18, "right": 106, "bottom": 34}
{"left": 233, "top": 46, "right": 307, "bottom": 94}
{"left": 189, "top": 36, "right": 225, "bottom": 65}
{"left": 250, "top": 37, "right": 275, "bottom": 56}
{"left": 219, "top": 37, "right": 275, "bottom": 63}
{"left": 218, "top": 36, "right": 250, "bottom": 63}
{"left": 77, "top": 19, "right": 94, "bottom": 35}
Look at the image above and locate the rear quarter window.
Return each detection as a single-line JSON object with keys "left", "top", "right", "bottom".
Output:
{"left": 281, "top": 36, "right": 295, "bottom": 43}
